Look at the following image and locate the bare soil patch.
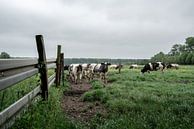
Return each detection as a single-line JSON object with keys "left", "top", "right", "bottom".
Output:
{"left": 61, "top": 80, "right": 107, "bottom": 123}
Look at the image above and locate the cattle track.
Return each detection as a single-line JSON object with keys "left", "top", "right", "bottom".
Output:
{"left": 61, "top": 80, "right": 107, "bottom": 123}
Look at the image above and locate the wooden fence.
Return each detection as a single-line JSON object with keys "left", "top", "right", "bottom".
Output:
{"left": 0, "top": 35, "right": 64, "bottom": 129}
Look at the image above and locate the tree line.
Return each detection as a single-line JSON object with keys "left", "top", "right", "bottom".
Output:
{"left": 151, "top": 37, "right": 194, "bottom": 65}
{"left": 3, "top": 36, "right": 194, "bottom": 65}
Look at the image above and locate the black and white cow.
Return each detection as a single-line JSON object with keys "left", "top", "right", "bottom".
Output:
{"left": 141, "top": 62, "right": 165, "bottom": 73}
{"left": 89, "top": 62, "right": 111, "bottom": 83}
{"left": 166, "top": 63, "right": 179, "bottom": 69}
{"left": 69, "top": 64, "right": 83, "bottom": 84}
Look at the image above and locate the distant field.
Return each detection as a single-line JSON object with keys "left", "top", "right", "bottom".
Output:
{"left": 11, "top": 65, "right": 194, "bottom": 129}
{"left": 81, "top": 65, "right": 194, "bottom": 128}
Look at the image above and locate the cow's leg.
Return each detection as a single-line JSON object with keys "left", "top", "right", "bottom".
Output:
{"left": 74, "top": 74, "right": 77, "bottom": 84}
{"left": 79, "top": 73, "right": 82, "bottom": 83}
{"left": 100, "top": 73, "right": 106, "bottom": 83}
{"left": 86, "top": 71, "right": 90, "bottom": 81}
{"left": 104, "top": 73, "right": 107, "bottom": 84}
{"left": 70, "top": 73, "right": 74, "bottom": 82}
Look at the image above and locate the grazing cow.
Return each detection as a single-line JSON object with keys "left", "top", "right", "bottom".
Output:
{"left": 141, "top": 62, "right": 165, "bottom": 73}
{"left": 129, "top": 64, "right": 138, "bottom": 69}
{"left": 167, "top": 63, "right": 179, "bottom": 69}
{"left": 81, "top": 63, "right": 91, "bottom": 79}
{"left": 69, "top": 64, "right": 83, "bottom": 84}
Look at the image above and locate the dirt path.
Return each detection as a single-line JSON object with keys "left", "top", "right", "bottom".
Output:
{"left": 61, "top": 80, "right": 107, "bottom": 123}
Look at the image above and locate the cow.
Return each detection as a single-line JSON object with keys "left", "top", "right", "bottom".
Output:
{"left": 94, "top": 62, "right": 111, "bottom": 83}
{"left": 110, "top": 64, "right": 123, "bottom": 70}
{"left": 167, "top": 63, "right": 179, "bottom": 69}
{"left": 110, "top": 64, "right": 118, "bottom": 69}
{"left": 89, "top": 62, "right": 111, "bottom": 83}
{"left": 81, "top": 63, "right": 91, "bottom": 80}
{"left": 141, "top": 62, "right": 165, "bottom": 73}
{"left": 129, "top": 64, "right": 138, "bottom": 69}
{"left": 69, "top": 64, "right": 83, "bottom": 84}
{"left": 88, "top": 63, "right": 98, "bottom": 80}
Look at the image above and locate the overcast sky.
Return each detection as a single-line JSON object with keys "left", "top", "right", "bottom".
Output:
{"left": 0, "top": 0, "right": 193, "bottom": 59}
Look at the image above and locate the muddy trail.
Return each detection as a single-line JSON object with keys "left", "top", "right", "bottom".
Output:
{"left": 61, "top": 80, "right": 107, "bottom": 123}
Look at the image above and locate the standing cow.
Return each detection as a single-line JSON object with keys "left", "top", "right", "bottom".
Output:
{"left": 69, "top": 64, "right": 83, "bottom": 84}
{"left": 81, "top": 63, "right": 91, "bottom": 80}
{"left": 89, "top": 62, "right": 111, "bottom": 83}
{"left": 141, "top": 62, "right": 165, "bottom": 73}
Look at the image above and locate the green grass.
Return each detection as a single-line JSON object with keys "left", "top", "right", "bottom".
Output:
{"left": 0, "top": 69, "right": 55, "bottom": 111}
{"left": 82, "top": 65, "right": 194, "bottom": 129}
{"left": 11, "top": 84, "right": 83, "bottom": 129}
{"left": 3, "top": 66, "right": 194, "bottom": 129}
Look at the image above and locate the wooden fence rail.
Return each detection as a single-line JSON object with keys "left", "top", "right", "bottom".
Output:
{"left": 0, "top": 35, "right": 64, "bottom": 129}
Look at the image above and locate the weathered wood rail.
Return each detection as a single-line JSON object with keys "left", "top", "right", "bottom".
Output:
{"left": 0, "top": 35, "right": 64, "bottom": 129}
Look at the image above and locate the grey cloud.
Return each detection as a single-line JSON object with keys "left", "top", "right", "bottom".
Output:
{"left": 0, "top": 0, "right": 194, "bottom": 58}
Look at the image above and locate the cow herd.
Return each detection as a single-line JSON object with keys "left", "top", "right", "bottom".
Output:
{"left": 65, "top": 62, "right": 111, "bottom": 84}
{"left": 64, "top": 62, "right": 179, "bottom": 84}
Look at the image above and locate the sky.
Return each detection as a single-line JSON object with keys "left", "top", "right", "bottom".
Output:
{"left": 0, "top": 0, "right": 193, "bottom": 59}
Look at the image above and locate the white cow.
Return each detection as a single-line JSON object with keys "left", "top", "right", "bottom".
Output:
{"left": 167, "top": 63, "right": 179, "bottom": 69}
{"left": 110, "top": 64, "right": 118, "bottom": 69}
{"left": 129, "top": 64, "right": 138, "bottom": 69}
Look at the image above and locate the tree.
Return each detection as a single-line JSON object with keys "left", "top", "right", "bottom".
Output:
{"left": 179, "top": 53, "right": 188, "bottom": 64}
{"left": 185, "top": 37, "right": 194, "bottom": 52}
{"left": 151, "top": 52, "right": 166, "bottom": 62}
{"left": 185, "top": 53, "right": 193, "bottom": 64}
{"left": 191, "top": 53, "right": 194, "bottom": 64}
{"left": 0, "top": 52, "right": 10, "bottom": 59}
{"left": 169, "top": 44, "right": 182, "bottom": 55}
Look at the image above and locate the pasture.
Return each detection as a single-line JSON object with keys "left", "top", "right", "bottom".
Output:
{"left": 11, "top": 65, "right": 194, "bottom": 129}
{"left": 81, "top": 65, "right": 194, "bottom": 129}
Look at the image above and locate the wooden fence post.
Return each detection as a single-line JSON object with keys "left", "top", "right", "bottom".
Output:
{"left": 55, "top": 45, "right": 61, "bottom": 87}
{"left": 35, "top": 35, "right": 49, "bottom": 100}
{"left": 60, "top": 53, "right": 64, "bottom": 87}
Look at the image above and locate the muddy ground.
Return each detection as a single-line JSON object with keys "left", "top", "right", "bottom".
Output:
{"left": 61, "top": 80, "right": 107, "bottom": 124}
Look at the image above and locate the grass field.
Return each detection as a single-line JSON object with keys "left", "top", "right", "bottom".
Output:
{"left": 82, "top": 65, "right": 194, "bottom": 129}
{"left": 10, "top": 65, "right": 194, "bottom": 129}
